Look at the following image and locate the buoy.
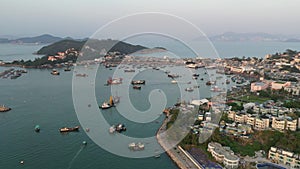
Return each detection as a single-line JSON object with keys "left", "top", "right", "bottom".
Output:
{"left": 82, "top": 141, "right": 87, "bottom": 145}
{"left": 20, "top": 160, "right": 24, "bottom": 164}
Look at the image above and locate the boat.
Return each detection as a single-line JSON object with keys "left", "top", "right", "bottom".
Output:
{"left": 100, "top": 96, "right": 114, "bottom": 109}
{"left": 133, "top": 85, "right": 141, "bottom": 90}
{"left": 210, "top": 86, "right": 222, "bottom": 92}
{"left": 59, "top": 126, "right": 79, "bottom": 132}
{"left": 0, "top": 105, "right": 11, "bottom": 112}
{"left": 226, "top": 79, "right": 230, "bottom": 84}
{"left": 124, "top": 69, "right": 135, "bottom": 73}
{"left": 64, "top": 67, "right": 71, "bottom": 71}
{"left": 109, "top": 123, "right": 126, "bottom": 133}
{"left": 171, "top": 80, "right": 177, "bottom": 84}
{"left": 185, "top": 87, "right": 194, "bottom": 92}
{"left": 192, "top": 73, "right": 200, "bottom": 77}
{"left": 206, "top": 81, "right": 216, "bottom": 86}
{"left": 34, "top": 125, "right": 40, "bottom": 132}
{"left": 51, "top": 69, "right": 60, "bottom": 75}
{"left": 128, "top": 142, "right": 144, "bottom": 151}
{"left": 107, "top": 77, "right": 122, "bottom": 85}
{"left": 76, "top": 73, "right": 88, "bottom": 77}
{"left": 131, "top": 80, "right": 145, "bottom": 85}
{"left": 167, "top": 74, "right": 180, "bottom": 78}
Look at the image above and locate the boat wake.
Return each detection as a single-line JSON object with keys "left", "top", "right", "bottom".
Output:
{"left": 67, "top": 146, "right": 85, "bottom": 169}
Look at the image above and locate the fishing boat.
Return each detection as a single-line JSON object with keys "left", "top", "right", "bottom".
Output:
{"left": 131, "top": 80, "right": 145, "bottom": 85}
{"left": 109, "top": 123, "right": 126, "bottom": 133}
{"left": 100, "top": 96, "right": 114, "bottom": 109}
{"left": 124, "top": 69, "right": 135, "bottom": 73}
{"left": 167, "top": 74, "right": 180, "bottom": 78}
{"left": 211, "top": 86, "right": 222, "bottom": 92}
{"left": 0, "top": 105, "right": 11, "bottom": 112}
{"left": 133, "top": 85, "right": 141, "bottom": 90}
{"left": 185, "top": 87, "right": 194, "bottom": 92}
{"left": 128, "top": 142, "right": 145, "bottom": 151}
{"left": 107, "top": 77, "right": 122, "bottom": 85}
{"left": 171, "top": 80, "right": 177, "bottom": 84}
{"left": 34, "top": 125, "right": 40, "bottom": 132}
{"left": 76, "top": 73, "right": 88, "bottom": 77}
{"left": 206, "top": 81, "right": 216, "bottom": 86}
{"left": 59, "top": 126, "right": 79, "bottom": 132}
{"left": 51, "top": 69, "right": 60, "bottom": 75}
{"left": 64, "top": 67, "right": 71, "bottom": 71}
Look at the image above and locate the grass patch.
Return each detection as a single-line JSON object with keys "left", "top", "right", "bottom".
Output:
{"left": 240, "top": 95, "right": 270, "bottom": 103}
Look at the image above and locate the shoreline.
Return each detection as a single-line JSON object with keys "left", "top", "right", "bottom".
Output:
{"left": 156, "top": 113, "right": 202, "bottom": 169}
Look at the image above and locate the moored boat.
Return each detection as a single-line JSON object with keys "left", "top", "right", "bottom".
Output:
{"left": 107, "top": 77, "right": 122, "bottom": 85}
{"left": 59, "top": 126, "right": 79, "bottom": 132}
{"left": 128, "top": 142, "right": 144, "bottom": 151}
{"left": 0, "top": 105, "right": 11, "bottom": 112}
{"left": 133, "top": 85, "right": 141, "bottom": 90}
{"left": 100, "top": 96, "right": 115, "bottom": 109}
{"left": 131, "top": 80, "right": 145, "bottom": 85}
{"left": 51, "top": 69, "right": 60, "bottom": 75}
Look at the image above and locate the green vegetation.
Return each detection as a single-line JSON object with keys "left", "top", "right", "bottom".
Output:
{"left": 226, "top": 102, "right": 243, "bottom": 111}
{"left": 166, "top": 109, "right": 179, "bottom": 129}
{"left": 283, "top": 101, "right": 300, "bottom": 109}
{"left": 240, "top": 95, "right": 270, "bottom": 103}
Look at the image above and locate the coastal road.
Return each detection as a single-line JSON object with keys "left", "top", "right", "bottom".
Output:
{"left": 157, "top": 114, "right": 201, "bottom": 169}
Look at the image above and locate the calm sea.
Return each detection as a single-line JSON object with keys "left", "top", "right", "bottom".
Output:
{"left": 0, "top": 41, "right": 299, "bottom": 169}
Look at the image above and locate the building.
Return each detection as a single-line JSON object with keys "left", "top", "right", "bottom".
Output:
{"left": 208, "top": 142, "right": 239, "bottom": 169}
{"left": 251, "top": 82, "right": 269, "bottom": 92}
{"left": 272, "top": 117, "right": 297, "bottom": 131}
{"left": 268, "top": 147, "right": 300, "bottom": 168}
{"left": 271, "top": 81, "right": 291, "bottom": 90}
{"left": 254, "top": 117, "right": 270, "bottom": 130}
{"left": 246, "top": 115, "right": 256, "bottom": 126}
{"left": 272, "top": 117, "right": 286, "bottom": 131}
{"left": 234, "top": 113, "right": 247, "bottom": 124}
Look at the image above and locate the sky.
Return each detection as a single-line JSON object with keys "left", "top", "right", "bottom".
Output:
{"left": 1, "top": 0, "right": 300, "bottom": 38}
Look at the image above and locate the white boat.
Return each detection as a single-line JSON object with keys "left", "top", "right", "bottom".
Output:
{"left": 128, "top": 142, "right": 145, "bottom": 151}
{"left": 171, "top": 80, "right": 177, "bottom": 84}
{"left": 185, "top": 87, "right": 194, "bottom": 92}
{"left": 100, "top": 96, "right": 114, "bottom": 109}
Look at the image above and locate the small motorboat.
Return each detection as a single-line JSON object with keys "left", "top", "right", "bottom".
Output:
{"left": 185, "top": 87, "right": 194, "bottom": 92}
{"left": 131, "top": 80, "right": 145, "bottom": 85}
{"left": 133, "top": 85, "right": 141, "bottom": 90}
{"left": 51, "top": 69, "right": 60, "bottom": 75}
{"left": 64, "top": 67, "right": 71, "bottom": 71}
{"left": 59, "top": 126, "right": 79, "bottom": 132}
{"left": 128, "top": 142, "right": 144, "bottom": 151}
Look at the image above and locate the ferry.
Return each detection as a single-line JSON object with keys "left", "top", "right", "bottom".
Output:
{"left": 51, "top": 69, "right": 60, "bottom": 75}
{"left": 59, "top": 126, "right": 79, "bottom": 132}
{"left": 131, "top": 80, "right": 145, "bottom": 85}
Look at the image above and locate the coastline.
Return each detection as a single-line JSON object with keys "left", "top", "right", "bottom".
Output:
{"left": 156, "top": 113, "right": 202, "bottom": 169}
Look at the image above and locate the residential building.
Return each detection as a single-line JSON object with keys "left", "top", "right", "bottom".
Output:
{"left": 268, "top": 147, "right": 300, "bottom": 168}
{"left": 208, "top": 142, "right": 239, "bottom": 169}
{"left": 254, "top": 117, "right": 270, "bottom": 130}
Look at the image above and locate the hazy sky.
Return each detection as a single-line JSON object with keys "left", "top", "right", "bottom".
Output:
{"left": 1, "top": 0, "right": 300, "bottom": 38}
